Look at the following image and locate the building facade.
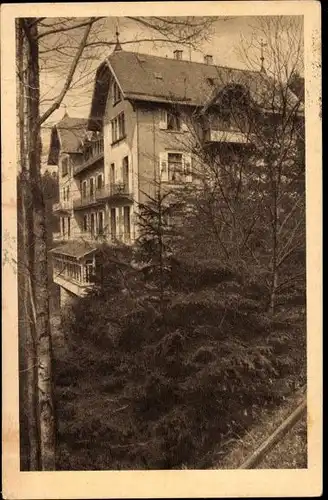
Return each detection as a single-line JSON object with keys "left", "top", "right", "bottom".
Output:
{"left": 48, "top": 45, "right": 302, "bottom": 306}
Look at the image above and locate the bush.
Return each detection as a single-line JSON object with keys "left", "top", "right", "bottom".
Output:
{"left": 54, "top": 256, "right": 306, "bottom": 470}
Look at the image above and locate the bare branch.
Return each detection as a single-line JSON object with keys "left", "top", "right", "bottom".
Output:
{"left": 37, "top": 17, "right": 104, "bottom": 39}
{"left": 38, "top": 19, "right": 95, "bottom": 125}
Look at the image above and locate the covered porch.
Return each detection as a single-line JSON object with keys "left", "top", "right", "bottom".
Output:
{"left": 50, "top": 240, "right": 98, "bottom": 297}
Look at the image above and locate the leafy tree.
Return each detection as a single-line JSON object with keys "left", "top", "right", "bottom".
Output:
{"left": 173, "top": 16, "right": 305, "bottom": 314}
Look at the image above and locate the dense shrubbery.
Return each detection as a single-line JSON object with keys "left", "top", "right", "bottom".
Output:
{"left": 54, "top": 242, "right": 306, "bottom": 470}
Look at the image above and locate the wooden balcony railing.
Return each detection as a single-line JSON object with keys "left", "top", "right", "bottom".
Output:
{"left": 73, "top": 182, "right": 132, "bottom": 209}
{"left": 73, "top": 138, "right": 104, "bottom": 175}
{"left": 52, "top": 200, "right": 73, "bottom": 213}
{"left": 204, "top": 128, "right": 249, "bottom": 144}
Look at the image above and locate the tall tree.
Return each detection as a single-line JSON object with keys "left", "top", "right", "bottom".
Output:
{"left": 16, "top": 19, "right": 40, "bottom": 471}
{"left": 173, "top": 16, "right": 305, "bottom": 314}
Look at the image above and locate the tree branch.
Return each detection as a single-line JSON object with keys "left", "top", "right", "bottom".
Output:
{"left": 38, "top": 19, "right": 95, "bottom": 125}
{"left": 37, "top": 17, "right": 104, "bottom": 39}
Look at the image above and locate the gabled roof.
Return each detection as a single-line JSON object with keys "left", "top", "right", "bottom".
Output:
{"left": 47, "top": 116, "right": 88, "bottom": 165}
{"left": 88, "top": 50, "right": 302, "bottom": 131}
{"left": 49, "top": 239, "right": 98, "bottom": 259}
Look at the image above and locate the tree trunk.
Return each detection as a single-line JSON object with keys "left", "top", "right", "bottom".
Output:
{"left": 16, "top": 19, "right": 41, "bottom": 471}
{"left": 269, "top": 268, "right": 278, "bottom": 316}
{"left": 269, "top": 172, "right": 279, "bottom": 316}
{"left": 18, "top": 174, "right": 41, "bottom": 471}
{"left": 26, "top": 18, "right": 56, "bottom": 471}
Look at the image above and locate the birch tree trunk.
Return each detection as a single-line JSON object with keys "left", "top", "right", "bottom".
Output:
{"left": 16, "top": 19, "right": 41, "bottom": 471}
{"left": 25, "top": 18, "right": 56, "bottom": 470}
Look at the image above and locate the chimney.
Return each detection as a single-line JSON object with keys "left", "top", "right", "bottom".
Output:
{"left": 173, "top": 50, "right": 183, "bottom": 61}
{"left": 204, "top": 54, "right": 213, "bottom": 65}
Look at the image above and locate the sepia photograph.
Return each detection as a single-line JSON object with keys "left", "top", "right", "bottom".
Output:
{"left": 1, "top": 1, "right": 322, "bottom": 498}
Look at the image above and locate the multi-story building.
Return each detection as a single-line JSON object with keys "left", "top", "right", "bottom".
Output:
{"left": 48, "top": 43, "right": 302, "bottom": 307}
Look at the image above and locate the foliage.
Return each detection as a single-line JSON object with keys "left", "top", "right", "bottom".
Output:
{"left": 55, "top": 241, "right": 306, "bottom": 469}
{"left": 47, "top": 15, "right": 306, "bottom": 471}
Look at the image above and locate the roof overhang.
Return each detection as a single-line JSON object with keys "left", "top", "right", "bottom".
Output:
{"left": 49, "top": 241, "right": 98, "bottom": 260}
{"left": 88, "top": 59, "right": 126, "bottom": 132}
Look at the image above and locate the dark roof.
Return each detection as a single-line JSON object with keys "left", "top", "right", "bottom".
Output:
{"left": 88, "top": 51, "right": 302, "bottom": 130}
{"left": 109, "top": 51, "right": 261, "bottom": 105}
{"left": 47, "top": 116, "right": 88, "bottom": 165}
{"left": 49, "top": 239, "right": 98, "bottom": 259}
{"left": 56, "top": 116, "right": 88, "bottom": 152}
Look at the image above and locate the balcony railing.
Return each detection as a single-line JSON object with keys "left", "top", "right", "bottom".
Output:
{"left": 74, "top": 230, "right": 132, "bottom": 245}
{"left": 204, "top": 128, "right": 249, "bottom": 144}
{"left": 73, "top": 182, "right": 132, "bottom": 209}
{"left": 52, "top": 200, "right": 73, "bottom": 213}
{"left": 73, "top": 138, "right": 104, "bottom": 175}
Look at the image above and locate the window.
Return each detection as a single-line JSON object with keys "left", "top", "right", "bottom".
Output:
{"left": 83, "top": 214, "right": 88, "bottom": 232}
{"left": 124, "top": 206, "right": 131, "bottom": 242}
{"left": 82, "top": 180, "right": 87, "bottom": 199}
{"left": 62, "top": 157, "right": 69, "bottom": 176}
{"left": 119, "top": 113, "right": 125, "bottom": 138}
{"left": 90, "top": 177, "right": 95, "bottom": 198}
{"left": 111, "top": 113, "right": 125, "bottom": 143}
{"left": 85, "top": 259, "right": 94, "bottom": 284}
{"left": 159, "top": 109, "right": 187, "bottom": 131}
{"left": 98, "top": 211, "right": 104, "bottom": 235}
{"left": 97, "top": 174, "right": 103, "bottom": 190}
{"left": 110, "top": 163, "right": 115, "bottom": 184}
{"left": 167, "top": 110, "right": 181, "bottom": 131}
{"left": 122, "top": 156, "right": 129, "bottom": 187}
{"left": 67, "top": 216, "right": 71, "bottom": 237}
{"left": 113, "top": 81, "right": 122, "bottom": 105}
{"left": 168, "top": 153, "right": 183, "bottom": 182}
{"left": 112, "top": 118, "right": 118, "bottom": 143}
{"left": 110, "top": 208, "right": 116, "bottom": 241}
{"left": 160, "top": 152, "right": 192, "bottom": 183}
{"left": 61, "top": 217, "right": 65, "bottom": 236}
{"left": 90, "top": 213, "right": 95, "bottom": 236}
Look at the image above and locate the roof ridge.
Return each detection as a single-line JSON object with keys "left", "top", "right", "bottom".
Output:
{"left": 58, "top": 116, "right": 88, "bottom": 122}
{"left": 108, "top": 49, "right": 261, "bottom": 75}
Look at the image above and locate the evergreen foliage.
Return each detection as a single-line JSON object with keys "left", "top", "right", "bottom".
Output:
{"left": 54, "top": 185, "right": 306, "bottom": 470}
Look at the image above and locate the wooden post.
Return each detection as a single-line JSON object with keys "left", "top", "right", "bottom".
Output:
{"left": 239, "top": 399, "right": 307, "bottom": 469}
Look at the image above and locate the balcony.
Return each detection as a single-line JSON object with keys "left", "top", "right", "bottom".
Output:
{"left": 52, "top": 200, "right": 73, "bottom": 213}
{"left": 73, "top": 137, "right": 104, "bottom": 175}
{"left": 204, "top": 128, "right": 249, "bottom": 144}
{"left": 73, "top": 182, "right": 132, "bottom": 210}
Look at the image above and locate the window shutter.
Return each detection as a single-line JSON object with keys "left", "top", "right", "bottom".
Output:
{"left": 159, "top": 152, "right": 168, "bottom": 182}
{"left": 159, "top": 109, "right": 167, "bottom": 130}
{"left": 183, "top": 153, "right": 192, "bottom": 183}
{"left": 181, "top": 118, "right": 189, "bottom": 132}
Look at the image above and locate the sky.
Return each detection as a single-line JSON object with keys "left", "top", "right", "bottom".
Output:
{"left": 40, "top": 15, "right": 303, "bottom": 168}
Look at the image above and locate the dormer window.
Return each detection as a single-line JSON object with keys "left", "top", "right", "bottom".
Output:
{"left": 113, "top": 81, "right": 122, "bottom": 105}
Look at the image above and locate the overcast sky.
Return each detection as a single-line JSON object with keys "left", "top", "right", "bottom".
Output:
{"left": 41, "top": 15, "right": 303, "bottom": 166}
